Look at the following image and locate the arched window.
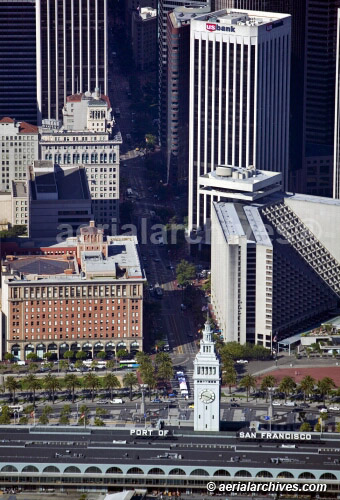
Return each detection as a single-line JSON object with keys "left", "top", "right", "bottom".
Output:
{"left": 190, "top": 469, "right": 209, "bottom": 476}
{"left": 235, "top": 470, "right": 252, "bottom": 477}
{"left": 43, "top": 466, "right": 60, "bottom": 473}
{"left": 320, "top": 473, "right": 337, "bottom": 480}
{"left": 64, "top": 466, "right": 81, "bottom": 473}
{"left": 256, "top": 471, "right": 273, "bottom": 478}
{"left": 277, "top": 471, "right": 294, "bottom": 479}
{"left": 106, "top": 467, "right": 123, "bottom": 474}
{"left": 169, "top": 468, "right": 186, "bottom": 475}
{"left": 298, "top": 472, "right": 315, "bottom": 479}
{"left": 126, "top": 467, "right": 144, "bottom": 475}
{"left": 22, "top": 465, "right": 39, "bottom": 473}
{"left": 1, "top": 465, "right": 18, "bottom": 472}
{"left": 85, "top": 466, "right": 101, "bottom": 474}
{"left": 148, "top": 468, "right": 165, "bottom": 475}
{"left": 213, "top": 470, "right": 230, "bottom": 477}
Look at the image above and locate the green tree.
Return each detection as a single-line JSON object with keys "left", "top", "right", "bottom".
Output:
{"left": 39, "top": 413, "right": 49, "bottom": 425}
{"left": 76, "top": 351, "right": 87, "bottom": 361}
{"left": 26, "top": 352, "right": 39, "bottom": 361}
{"left": 43, "top": 351, "right": 53, "bottom": 360}
{"left": 116, "top": 349, "right": 128, "bottom": 360}
{"left": 239, "top": 374, "right": 257, "bottom": 402}
{"left": 28, "top": 363, "right": 39, "bottom": 373}
{"left": 64, "top": 373, "right": 81, "bottom": 403}
{"left": 94, "top": 417, "right": 105, "bottom": 426}
{"left": 299, "top": 422, "right": 312, "bottom": 432}
{"left": 317, "top": 377, "right": 336, "bottom": 403}
{"left": 5, "top": 376, "right": 21, "bottom": 402}
{"left": 43, "top": 374, "right": 62, "bottom": 404}
{"left": 59, "top": 414, "right": 70, "bottom": 425}
{"left": 155, "top": 352, "right": 173, "bottom": 383}
{"left": 91, "top": 360, "right": 98, "bottom": 371}
{"left": 176, "top": 260, "right": 196, "bottom": 287}
{"left": 97, "top": 351, "right": 106, "bottom": 360}
{"left": 63, "top": 350, "right": 74, "bottom": 361}
{"left": 106, "top": 360, "right": 116, "bottom": 372}
{"left": 223, "top": 367, "right": 237, "bottom": 395}
{"left": 299, "top": 375, "right": 316, "bottom": 402}
{"left": 59, "top": 359, "right": 69, "bottom": 373}
{"left": 220, "top": 342, "right": 244, "bottom": 362}
{"left": 42, "top": 405, "right": 53, "bottom": 416}
{"left": 260, "top": 375, "right": 277, "bottom": 402}
{"left": 74, "top": 360, "right": 84, "bottom": 371}
{"left": 201, "top": 276, "right": 211, "bottom": 295}
{"left": 61, "top": 404, "right": 71, "bottom": 416}
{"left": 336, "top": 422, "right": 340, "bottom": 433}
{"left": 103, "top": 373, "right": 121, "bottom": 400}
{"left": 279, "top": 376, "right": 296, "bottom": 402}
{"left": 0, "top": 405, "right": 11, "bottom": 424}
{"left": 4, "top": 353, "right": 15, "bottom": 362}
{"left": 123, "top": 372, "right": 138, "bottom": 401}
{"left": 83, "top": 372, "right": 100, "bottom": 402}
{"left": 19, "top": 415, "right": 28, "bottom": 425}
{"left": 23, "top": 374, "right": 42, "bottom": 406}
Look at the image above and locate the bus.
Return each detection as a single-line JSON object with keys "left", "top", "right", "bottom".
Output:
{"left": 119, "top": 360, "right": 140, "bottom": 369}
{"left": 8, "top": 405, "right": 24, "bottom": 414}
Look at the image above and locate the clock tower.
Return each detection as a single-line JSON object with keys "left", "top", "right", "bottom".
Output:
{"left": 193, "top": 319, "right": 220, "bottom": 432}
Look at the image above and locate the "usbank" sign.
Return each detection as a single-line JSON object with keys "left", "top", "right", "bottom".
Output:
{"left": 206, "top": 23, "right": 236, "bottom": 33}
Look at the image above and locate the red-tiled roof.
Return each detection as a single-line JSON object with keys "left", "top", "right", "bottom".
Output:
{"left": 19, "top": 121, "right": 39, "bottom": 134}
{"left": 0, "top": 117, "right": 15, "bottom": 123}
{"left": 66, "top": 92, "right": 111, "bottom": 108}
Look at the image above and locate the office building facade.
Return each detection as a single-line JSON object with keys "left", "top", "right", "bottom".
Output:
{"left": 0, "top": 117, "right": 39, "bottom": 191}
{"left": 40, "top": 90, "right": 121, "bottom": 230}
{"left": 1, "top": 222, "right": 145, "bottom": 361}
{"left": 131, "top": 7, "right": 157, "bottom": 71}
{"left": 188, "top": 9, "right": 291, "bottom": 233}
{"left": 211, "top": 192, "right": 340, "bottom": 348}
{"left": 158, "top": 0, "right": 209, "bottom": 149}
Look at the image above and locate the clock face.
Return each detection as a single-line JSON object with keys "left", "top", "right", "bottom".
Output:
{"left": 199, "top": 389, "right": 215, "bottom": 404}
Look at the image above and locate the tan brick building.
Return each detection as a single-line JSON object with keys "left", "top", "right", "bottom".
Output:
{"left": 0, "top": 222, "right": 145, "bottom": 360}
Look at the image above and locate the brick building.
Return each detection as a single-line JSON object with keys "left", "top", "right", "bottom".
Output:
{"left": 0, "top": 222, "right": 145, "bottom": 361}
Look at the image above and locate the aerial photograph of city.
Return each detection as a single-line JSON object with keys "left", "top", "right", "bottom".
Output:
{"left": 1, "top": 0, "right": 340, "bottom": 499}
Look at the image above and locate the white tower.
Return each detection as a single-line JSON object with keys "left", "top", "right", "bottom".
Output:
{"left": 193, "top": 319, "right": 220, "bottom": 431}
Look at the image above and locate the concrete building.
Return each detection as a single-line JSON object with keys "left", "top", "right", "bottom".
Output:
{"left": 0, "top": 0, "right": 108, "bottom": 124}
{"left": 0, "top": 0, "right": 38, "bottom": 124}
{"left": 220, "top": 0, "right": 340, "bottom": 197}
{"left": 124, "top": 0, "right": 157, "bottom": 33}
{"left": 166, "top": 5, "right": 211, "bottom": 187}
{"left": 40, "top": 90, "right": 121, "bottom": 229}
{"left": 158, "top": 0, "right": 210, "bottom": 149}
{"left": 188, "top": 9, "right": 291, "bottom": 234}
{"left": 28, "top": 161, "right": 92, "bottom": 238}
{"left": 0, "top": 117, "right": 39, "bottom": 191}
{"left": 211, "top": 176, "right": 340, "bottom": 348}
{"left": 0, "top": 181, "right": 28, "bottom": 228}
{"left": 131, "top": 7, "right": 157, "bottom": 71}
{"left": 1, "top": 221, "right": 145, "bottom": 361}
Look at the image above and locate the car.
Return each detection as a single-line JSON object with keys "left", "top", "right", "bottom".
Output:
{"left": 272, "top": 401, "right": 282, "bottom": 406}
{"left": 188, "top": 404, "right": 194, "bottom": 409}
{"left": 152, "top": 398, "right": 162, "bottom": 403}
{"left": 230, "top": 403, "right": 240, "bottom": 408}
{"left": 329, "top": 405, "right": 340, "bottom": 411}
{"left": 236, "top": 359, "right": 248, "bottom": 364}
{"left": 110, "top": 399, "right": 124, "bottom": 404}
{"left": 135, "top": 147, "right": 140, "bottom": 151}
{"left": 320, "top": 408, "right": 328, "bottom": 413}
{"left": 153, "top": 258, "right": 160, "bottom": 262}
{"left": 284, "top": 401, "right": 295, "bottom": 407}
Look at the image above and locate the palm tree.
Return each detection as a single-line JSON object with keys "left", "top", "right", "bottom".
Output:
{"left": 59, "top": 359, "right": 69, "bottom": 373}
{"left": 223, "top": 367, "right": 237, "bottom": 395}
{"left": 299, "top": 375, "right": 315, "bottom": 402}
{"left": 317, "top": 377, "right": 336, "bottom": 403}
{"left": 83, "top": 372, "right": 101, "bottom": 402}
{"left": 279, "top": 376, "right": 296, "bottom": 402}
{"left": 64, "top": 374, "right": 81, "bottom": 403}
{"left": 24, "top": 374, "right": 42, "bottom": 406}
{"left": 43, "top": 374, "right": 62, "bottom": 404}
{"left": 155, "top": 352, "right": 173, "bottom": 383}
{"left": 239, "top": 374, "right": 257, "bottom": 402}
{"left": 103, "top": 373, "right": 121, "bottom": 400}
{"left": 260, "top": 375, "right": 277, "bottom": 402}
{"left": 5, "top": 376, "right": 21, "bottom": 402}
{"left": 123, "top": 372, "right": 138, "bottom": 401}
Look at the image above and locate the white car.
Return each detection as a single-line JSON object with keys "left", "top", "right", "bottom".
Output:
{"left": 320, "top": 408, "right": 328, "bottom": 413}
{"left": 284, "top": 401, "right": 295, "bottom": 407}
{"left": 272, "top": 401, "right": 281, "bottom": 406}
{"left": 236, "top": 359, "right": 248, "bottom": 364}
{"left": 329, "top": 406, "right": 340, "bottom": 411}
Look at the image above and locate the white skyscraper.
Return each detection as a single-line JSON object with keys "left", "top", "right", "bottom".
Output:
{"left": 193, "top": 319, "right": 220, "bottom": 432}
{"left": 188, "top": 9, "right": 291, "bottom": 233}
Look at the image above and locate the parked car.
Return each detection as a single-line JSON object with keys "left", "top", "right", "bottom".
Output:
{"left": 320, "top": 408, "right": 328, "bottom": 413}
{"left": 236, "top": 359, "right": 248, "bottom": 364}
{"left": 272, "top": 401, "right": 281, "bottom": 406}
{"left": 110, "top": 399, "right": 124, "bottom": 404}
{"left": 284, "top": 401, "right": 295, "bottom": 407}
{"left": 152, "top": 398, "right": 162, "bottom": 403}
{"left": 329, "top": 405, "right": 340, "bottom": 411}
